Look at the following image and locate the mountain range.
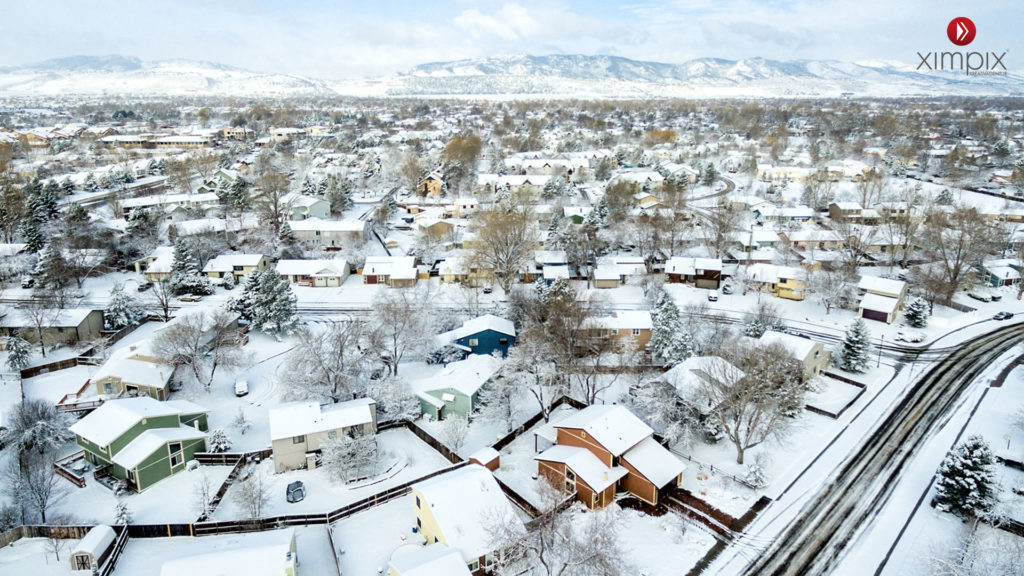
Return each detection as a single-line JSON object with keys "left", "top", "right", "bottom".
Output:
{"left": 0, "top": 54, "right": 1020, "bottom": 99}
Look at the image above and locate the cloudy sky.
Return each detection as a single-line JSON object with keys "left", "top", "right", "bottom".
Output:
{"left": 2, "top": 1, "right": 1019, "bottom": 78}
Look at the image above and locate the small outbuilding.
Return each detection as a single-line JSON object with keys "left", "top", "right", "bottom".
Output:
{"left": 70, "top": 525, "right": 116, "bottom": 573}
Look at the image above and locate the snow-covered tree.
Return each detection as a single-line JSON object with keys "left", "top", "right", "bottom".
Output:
{"left": 5, "top": 335, "right": 31, "bottom": 373}
{"left": 903, "top": 296, "right": 930, "bottom": 328}
{"left": 231, "top": 465, "right": 270, "bottom": 520}
{"left": 322, "top": 434, "right": 381, "bottom": 483}
{"left": 168, "top": 240, "right": 214, "bottom": 296}
{"left": 193, "top": 472, "right": 214, "bottom": 519}
{"left": 0, "top": 399, "right": 74, "bottom": 459}
{"left": 152, "top": 309, "right": 244, "bottom": 391}
{"left": 207, "top": 428, "right": 232, "bottom": 453}
{"left": 743, "top": 302, "right": 787, "bottom": 338}
{"left": 230, "top": 269, "right": 298, "bottom": 335}
{"left": 105, "top": 283, "right": 146, "bottom": 330}
{"left": 438, "top": 415, "right": 469, "bottom": 453}
{"left": 838, "top": 318, "right": 872, "bottom": 373}
{"left": 276, "top": 221, "right": 302, "bottom": 260}
{"left": 649, "top": 291, "right": 693, "bottom": 367}
{"left": 20, "top": 216, "right": 45, "bottom": 253}
{"left": 232, "top": 407, "right": 251, "bottom": 435}
{"left": 744, "top": 453, "right": 771, "bottom": 489}
{"left": 477, "top": 373, "right": 520, "bottom": 433}
{"left": 113, "top": 499, "right": 132, "bottom": 524}
{"left": 280, "top": 323, "right": 379, "bottom": 404}
{"left": 34, "top": 242, "right": 69, "bottom": 289}
{"left": 934, "top": 434, "right": 997, "bottom": 518}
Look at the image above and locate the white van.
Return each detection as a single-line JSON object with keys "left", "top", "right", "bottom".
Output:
{"left": 234, "top": 379, "right": 249, "bottom": 397}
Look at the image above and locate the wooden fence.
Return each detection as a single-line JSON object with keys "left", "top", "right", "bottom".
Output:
{"left": 98, "top": 525, "right": 130, "bottom": 576}
{"left": 670, "top": 448, "right": 758, "bottom": 490}
{"left": 193, "top": 447, "right": 272, "bottom": 466}
{"left": 492, "top": 395, "right": 587, "bottom": 452}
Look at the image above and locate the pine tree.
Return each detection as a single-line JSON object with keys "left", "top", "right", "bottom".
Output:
{"left": 838, "top": 318, "right": 872, "bottom": 373}
{"left": 170, "top": 239, "right": 191, "bottom": 276}
{"left": 649, "top": 292, "right": 693, "bottom": 367}
{"left": 277, "top": 221, "right": 302, "bottom": 260}
{"left": 207, "top": 429, "right": 232, "bottom": 453}
{"left": 231, "top": 270, "right": 298, "bottom": 335}
{"left": 35, "top": 241, "right": 69, "bottom": 289}
{"left": 59, "top": 178, "right": 75, "bottom": 196}
{"left": 20, "top": 217, "right": 45, "bottom": 253}
{"left": 934, "top": 435, "right": 997, "bottom": 518}
{"left": 169, "top": 240, "right": 213, "bottom": 296}
{"left": 113, "top": 500, "right": 132, "bottom": 525}
{"left": 903, "top": 297, "right": 929, "bottom": 328}
{"left": 5, "top": 335, "right": 31, "bottom": 372}
{"left": 105, "top": 283, "right": 146, "bottom": 330}
{"left": 83, "top": 173, "right": 98, "bottom": 192}
{"left": 701, "top": 162, "right": 718, "bottom": 186}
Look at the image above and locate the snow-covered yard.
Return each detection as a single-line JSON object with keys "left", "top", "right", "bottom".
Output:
{"left": 330, "top": 494, "right": 418, "bottom": 575}
{"left": 617, "top": 506, "right": 717, "bottom": 576}
{"left": 0, "top": 538, "right": 74, "bottom": 576}
{"left": 211, "top": 427, "right": 453, "bottom": 520}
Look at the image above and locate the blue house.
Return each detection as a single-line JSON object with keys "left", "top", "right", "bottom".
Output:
{"left": 435, "top": 314, "right": 516, "bottom": 358}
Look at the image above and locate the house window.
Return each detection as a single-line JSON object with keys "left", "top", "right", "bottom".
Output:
{"left": 593, "top": 491, "right": 600, "bottom": 504}
{"left": 292, "top": 435, "right": 305, "bottom": 444}
{"left": 565, "top": 469, "right": 575, "bottom": 481}
{"left": 170, "top": 452, "right": 183, "bottom": 467}
{"left": 814, "top": 350, "right": 820, "bottom": 358}
{"left": 468, "top": 338, "right": 479, "bottom": 346}
{"left": 499, "top": 338, "right": 509, "bottom": 345}
{"left": 169, "top": 442, "right": 181, "bottom": 454}
{"left": 632, "top": 328, "right": 641, "bottom": 336}
{"left": 468, "top": 560, "right": 479, "bottom": 572}
{"left": 416, "top": 517, "right": 422, "bottom": 528}
{"left": 415, "top": 496, "right": 421, "bottom": 509}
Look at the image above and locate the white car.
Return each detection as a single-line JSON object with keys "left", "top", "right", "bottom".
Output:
{"left": 707, "top": 290, "right": 719, "bottom": 302}
{"left": 896, "top": 331, "right": 925, "bottom": 343}
{"left": 234, "top": 379, "right": 249, "bottom": 397}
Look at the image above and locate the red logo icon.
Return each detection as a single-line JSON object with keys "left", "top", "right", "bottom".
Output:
{"left": 947, "top": 17, "right": 976, "bottom": 46}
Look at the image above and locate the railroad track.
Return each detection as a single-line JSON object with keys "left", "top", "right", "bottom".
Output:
{"left": 741, "top": 322, "right": 1024, "bottom": 575}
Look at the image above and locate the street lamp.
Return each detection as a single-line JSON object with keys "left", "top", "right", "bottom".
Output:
{"left": 877, "top": 334, "right": 885, "bottom": 367}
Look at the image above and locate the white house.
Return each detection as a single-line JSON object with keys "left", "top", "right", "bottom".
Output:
{"left": 268, "top": 398, "right": 377, "bottom": 473}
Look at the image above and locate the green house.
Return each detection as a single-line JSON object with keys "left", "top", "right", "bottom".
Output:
{"left": 413, "top": 354, "right": 502, "bottom": 421}
{"left": 69, "top": 397, "right": 208, "bottom": 492}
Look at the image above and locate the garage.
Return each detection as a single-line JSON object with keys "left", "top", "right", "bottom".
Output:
{"left": 858, "top": 293, "right": 900, "bottom": 324}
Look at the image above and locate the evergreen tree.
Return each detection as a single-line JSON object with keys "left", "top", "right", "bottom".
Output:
{"left": 542, "top": 176, "right": 565, "bottom": 199}
{"left": 169, "top": 240, "right": 214, "bottom": 296}
{"left": 585, "top": 197, "right": 609, "bottom": 227}
{"left": 105, "top": 283, "right": 146, "bottom": 330}
{"left": 35, "top": 241, "right": 69, "bottom": 289}
{"left": 207, "top": 429, "right": 232, "bottom": 453}
{"left": 5, "top": 335, "right": 31, "bottom": 372}
{"left": 649, "top": 291, "right": 693, "bottom": 366}
{"left": 701, "top": 162, "right": 718, "bottom": 186}
{"left": 170, "top": 239, "right": 191, "bottom": 276}
{"left": 838, "top": 318, "right": 872, "bottom": 373}
{"left": 231, "top": 270, "right": 298, "bottom": 335}
{"left": 934, "top": 434, "right": 997, "bottom": 518}
{"left": 903, "top": 296, "right": 930, "bottom": 328}
{"left": 326, "top": 178, "right": 353, "bottom": 213}
{"left": 83, "top": 173, "right": 98, "bottom": 192}
{"left": 20, "top": 217, "right": 45, "bottom": 253}
{"left": 301, "top": 176, "right": 317, "bottom": 196}
{"left": 113, "top": 500, "right": 132, "bottom": 524}
{"left": 277, "top": 221, "right": 302, "bottom": 260}
{"left": 547, "top": 211, "right": 563, "bottom": 236}
{"left": 59, "top": 178, "right": 75, "bottom": 196}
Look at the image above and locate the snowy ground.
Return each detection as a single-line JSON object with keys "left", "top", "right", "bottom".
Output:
{"left": 616, "top": 505, "right": 717, "bottom": 576}
{"left": 211, "top": 428, "right": 452, "bottom": 520}
{"left": 329, "top": 494, "right": 420, "bottom": 575}
{"left": 493, "top": 404, "right": 579, "bottom": 509}
{"left": 806, "top": 376, "right": 863, "bottom": 416}
{"left": 0, "top": 538, "right": 74, "bottom": 576}
{"left": 112, "top": 526, "right": 338, "bottom": 576}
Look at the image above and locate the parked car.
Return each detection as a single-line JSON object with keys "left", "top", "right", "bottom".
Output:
{"left": 721, "top": 283, "right": 734, "bottom": 295}
{"left": 895, "top": 330, "right": 926, "bottom": 343}
{"left": 707, "top": 290, "right": 719, "bottom": 302}
{"left": 968, "top": 290, "right": 992, "bottom": 302}
{"left": 994, "top": 311, "right": 1015, "bottom": 321}
{"left": 482, "top": 286, "right": 493, "bottom": 294}
{"left": 286, "top": 481, "right": 306, "bottom": 503}
{"left": 20, "top": 275, "right": 34, "bottom": 288}
{"left": 234, "top": 379, "right": 249, "bottom": 397}
{"left": 178, "top": 294, "right": 203, "bottom": 302}
{"left": 137, "top": 281, "right": 153, "bottom": 292}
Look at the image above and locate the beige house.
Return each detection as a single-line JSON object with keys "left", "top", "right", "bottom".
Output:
{"left": 362, "top": 256, "right": 418, "bottom": 287}
{"left": 581, "top": 311, "right": 652, "bottom": 351}
{"left": 92, "top": 339, "right": 173, "bottom": 400}
{"left": 759, "top": 330, "right": 830, "bottom": 381}
{"left": 0, "top": 308, "right": 104, "bottom": 347}
{"left": 135, "top": 246, "right": 175, "bottom": 281}
{"left": 275, "top": 259, "right": 349, "bottom": 287}
{"left": 268, "top": 398, "right": 377, "bottom": 473}
{"left": 287, "top": 218, "right": 368, "bottom": 248}
{"left": 202, "top": 253, "right": 270, "bottom": 284}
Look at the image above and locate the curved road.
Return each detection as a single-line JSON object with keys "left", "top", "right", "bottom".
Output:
{"left": 742, "top": 321, "right": 1024, "bottom": 575}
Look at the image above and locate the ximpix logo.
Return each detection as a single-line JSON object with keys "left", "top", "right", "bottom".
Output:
{"left": 917, "top": 17, "right": 1007, "bottom": 76}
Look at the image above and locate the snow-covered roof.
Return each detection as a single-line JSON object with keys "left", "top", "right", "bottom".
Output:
{"left": 436, "top": 314, "right": 515, "bottom": 344}
{"left": 542, "top": 265, "right": 570, "bottom": 281}
{"left": 143, "top": 246, "right": 175, "bottom": 274}
{"left": 414, "top": 354, "right": 502, "bottom": 398}
{"left": 0, "top": 243, "right": 26, "bottom": 257}
{"left": 0, "top": 307, "right": 98, "bottom": 329}
{"left": 758, "top": 330, "right": 818, "bottom": 361}
{"left": 202, "top": 253, "right": 266, "bottom": 273}
{"left": 857, "top": 276, "right": 906, "bottom": 296}
{"left": 664, "top": 355, "right": 745, "bottom": 399}
{"left": 412, "top": 464, "right": 524, "bottom": 562}
{"left": 665, "top": 256, "right": 722, "bottom": 275}
{"left": 859, "top": 293, "right": 900, "bottom": 314}
{"left": 555, "top": 404, "right": 652, "bottom": 456}
{"left": 746, "top": 263, "right": 804, "bottom": 283}
{"left": 389, "top": 544, "right": 472, "bottom": 576}
{"left": 594, "top": 264, "right": 622, "bottom": 281}
{"left": 985, "top": 265, "right": 1021, "bottom": 281}
{"left": 69, "top": 397, "right": 207, "bottom": 447}
{"left": 121, "top": 193, "right": 218, "bottom": 209}
{"left": 92, "top": 339, "right": 172, "bottom": 390}
{"left": 469, "top": 446, "right": 500, "bottom": 465}
{"left": 286, "top": 218, "right": 366, "bottom": 232}
{"left": 112, "top": 426, "right": 206, "bottom": 470}
{"left": 274, "top": 259, "right": 347, "bottom": 276}
{"left": 159, "top": 528, "right": 295, "bottom": 576}
{"left": 363, "top": 256, "right": 416, "bottom": 278}
{"left": 534, "top": 250, "right": 568, "bottom": 266}
{"left": 268, "top": 398, "right": 375, "bottom": 441}
{"left": 583, "top": 310, "right": 653, "bottom": 331}
{"left": 535, "top": 445, "right": 628, "bottom": 492}
{"left": 72, "top": 525, "right": 116, "bottom": 558}
{"left": 622, "top": 436, "right": 686, "bottom": 488}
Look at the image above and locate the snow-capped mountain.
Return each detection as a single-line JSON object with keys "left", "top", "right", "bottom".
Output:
{"left": 368, "top": 54, "right": 1024, "bottom": 98}
{"left": 1, "top": 54, "right": 1020, "bottom": 98}
{"left": 0, "top": 55, "right": 332, "bottom": 97}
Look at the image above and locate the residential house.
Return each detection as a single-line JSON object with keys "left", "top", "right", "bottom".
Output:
{"left": 362, "top": 256, "right": 418, "bottom": 287}
{"left": 0, "top": 308, "right": 105, "bottom": 346}
{"left": 665, "top": 257, "right": 723, "bottom": 289}
{"left": 859, "top": 293, "right": 902, "bottom": 324}
{"left": 581, "top": 311, "right": 653, "bottom": 351}
{"left": 412, "top": 355, "right": 502, "bottom": 420}
{"left": 69, "top": 397, "right": 208, "bottom": 491}
{"left": 135, "top": 246, "right": 175, "bottom": 281}
{"left": 159, "top": 528, "right": 298, "bottom": 576}
{"left": 436, "top": 254, "right": 492, "bottom": 286}
{"left": 269, "top": 127, "right": 306, "bottom": 143}
{"left": 389, "top": 544, "right": 473, "bottom": 576}
{"left": 745, "top": 264, "right": 807, "bottom": 301}
{"left": 857, "top": 276, "right": 908, "bottom": 304}
{"left": 779, "top": 229, "right": 845, "bottom": 252}
{"left": 287, "top": 218, "right": 368, "bottom": 248}
{"left": 202, "top": 253, "right": 270, "bottom": 284}
{"left": 411, "top": 464, "right": 524, "bottom": 574}
{"left": 758, "top": 330, "right": 829, "bottom": 380}
{"left": 275, "top": 259, "right": 349, "bottom": 287}
{"left": 445, "top": 197, "right": 479, "bottom": 218}
{"left": 754, "top": 205, "right": 815, "bottom": 224}
{"left": 282, "top": 192, "right": 330, "bottom": 220}
{"left": 268, "top": 398, "right": 377, "bottom": 473}
{"left": 536, "top": 404, "right": 685, "bottom": 508}
{"left": 434, "top": 315, "right": 516, "bottom": 358}
{"left": 221, "top": 126, "right": 254, "bottom": 140}
{"left": 120, "top": 192, "right": 219, "bottom": 218}
{"left": 419, "top": 170, "right": 444, "bottom": 197}
{"left": 476, "top": 174, "right": 551, "bottom": 196}
{"left": 828, "top": 202, "right": 864, "bottom": 222}
{"left": 92, "top": 339, "right": 174, "bottom": 400}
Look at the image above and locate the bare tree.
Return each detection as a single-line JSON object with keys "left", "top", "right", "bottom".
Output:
{"left": 505, "top": 328, "right": 562, "bottom": 421}
{"left": 321, "top": 434, "right": 381, "bottom": 483}
{"left": 833, "top": 220, "right": 878, "bottom": 275}
{"left": 487, "top": 477, "right": 632, "bottom": 576}
{"left": 930, "top": 524, "right": 1024, "bottom": 576}
{"left": 148, "top": 278, "right": 174, "bottom": 322}
{"left": 280, "top": 322, "right": 380, "bottom": 403}
{"left": 254, "top": 171, "right": 291, "bottom": 235}
{"left": 371, "top": 288, "right": 433, "bottom": 376}
{"left": 468, "top": 208, "right": 536, "bottom": 295}
{"left": 438, "top": 416, "right": 469, "bottom": 453}
{"left": 18, "top": 296, "right": 60, "bottom": 357}
{"left": 231, "top": 464, "right": 270, "bottom": 520}
{"left": 44, "top": 535, "right": 68, "bottom": 563}
{"left": 2, "top": 452, "right": 69, "bottom": 524}
{"left": 880, "top": 185, "right": 924, "bottom": 269}
{"left": 699, "top": 341, "right": 805, "bottom": 464}
{"left": 164, "top": 159, "right": 194, "bottom": 194}
{"left": 152, "top": 309, "right": 245, "bottom": 391}
{"left": 193, "top": 471, "right": 214, "bottom": 519}
{"left": 190, "top": 149, "right": 220, "bottom": 183}
{"left": 808, "top": 266, "right": 854, "bottom": 314}
{"left": 702, "top": 204, "right": 742, "bottom": 259}
{"left": 918, "top": 205, "right": 998, "bottom": 305}
{"left": 856, "top": 169, "right": 887, "bottom": 208}
{"left": 477, "top": 373, "right": 521, "bottom": 433}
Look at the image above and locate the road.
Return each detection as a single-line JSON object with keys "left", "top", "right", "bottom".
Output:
{"left": 740, "top": 321, "right": 1024, "bottom": 575}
